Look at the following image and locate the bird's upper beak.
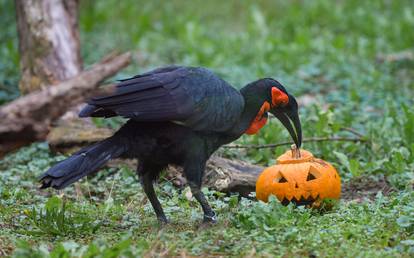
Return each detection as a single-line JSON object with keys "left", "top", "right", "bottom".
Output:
{"left": 270, "top": 97, "right": 302, "bottom": 148}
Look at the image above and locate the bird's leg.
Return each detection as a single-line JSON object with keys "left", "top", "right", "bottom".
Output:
{"left": 138, "top": 164, "right": 168, "bottom": 224}
{"left": 189, "top": 182, "right": 217, "bottom": 223}
{"left": 184, "top": 162, "right": 217, "bottom": 223}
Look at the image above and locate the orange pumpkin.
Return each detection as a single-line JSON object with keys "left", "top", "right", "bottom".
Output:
{"left": 256, "top": 148, "right": 341, "bottom": 207}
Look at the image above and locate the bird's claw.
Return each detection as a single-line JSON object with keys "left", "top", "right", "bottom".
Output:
{"left": 157, "top": 216, "right": 169, "bottom": 226}
{"left": 203, "top": 212, "right": 217, "bottom": 224}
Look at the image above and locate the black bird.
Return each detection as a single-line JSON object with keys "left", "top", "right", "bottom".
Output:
{"left": 39, "top": 66, "right": 302, "bottom": 224}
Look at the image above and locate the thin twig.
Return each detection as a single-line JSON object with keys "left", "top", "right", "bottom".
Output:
{"left": 224, "top": 136, "right": 367, "bottom": 149}
{"left": 340, "top": 127, "right": 364, "bottom": 138}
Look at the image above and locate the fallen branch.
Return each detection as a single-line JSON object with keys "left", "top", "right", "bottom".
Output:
{"left": 0, "top": 52, "right": 131, "bottom": 157}
{"left": 224, "top": 136, "right": 367, "bottom": 149}
{"left": 165, "top": 157, "right": 264, "bottom": 197}
{"left": 46, "top": 121, "right": 266, "bottom": 197}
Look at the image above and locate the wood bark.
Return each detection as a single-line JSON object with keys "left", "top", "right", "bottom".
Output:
{"left": 167, "top": 157, "right": 263, "bottom": 197}
{"left": 0, "top": 52, "right": 131, "bottom": 157}
{"left": 15, "top": 0, "right": 82, "bottom": 94}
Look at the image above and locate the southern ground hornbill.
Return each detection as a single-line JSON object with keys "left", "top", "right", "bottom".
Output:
{"left": 40, "top": 66, "right": 302, "bottom": 224}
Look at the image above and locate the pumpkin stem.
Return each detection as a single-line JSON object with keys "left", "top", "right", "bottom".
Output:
{"left": 290, "top": 144, "right": 301, "bottom": 159}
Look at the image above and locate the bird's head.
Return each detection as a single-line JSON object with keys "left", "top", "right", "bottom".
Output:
{"left": 241, "top": 78, "right": 302, "bottom": 148}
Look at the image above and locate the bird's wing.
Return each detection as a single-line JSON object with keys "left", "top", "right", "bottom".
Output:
{"left": 79, "top": 66, "right": 245, "bottom": 132}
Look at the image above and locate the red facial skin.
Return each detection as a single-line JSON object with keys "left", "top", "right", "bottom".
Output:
{"left": 245, "top": 87, "right": 289, "bottom": 135}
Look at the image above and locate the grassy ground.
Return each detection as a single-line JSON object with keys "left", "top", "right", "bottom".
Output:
{"left": 1, "top": 0, "right": 414, "bottom": 257}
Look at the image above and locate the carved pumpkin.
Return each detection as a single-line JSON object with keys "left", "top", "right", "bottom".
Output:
{"left": 256, "top": 148, "right": 341, "bottom": 207}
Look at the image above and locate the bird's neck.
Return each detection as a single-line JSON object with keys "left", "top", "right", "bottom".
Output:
{"left": 227, "top": 87, "right": 269, "bottom": 137}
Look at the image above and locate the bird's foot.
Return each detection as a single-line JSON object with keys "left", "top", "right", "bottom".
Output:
{"left": 157, "top": 216, "right": 169, "bottom": 226}
{"left": 197, "top": 213, "right": 218, "bottom": 230}
{"left": 203, "top": 212, "right": 217, "bottom": 224}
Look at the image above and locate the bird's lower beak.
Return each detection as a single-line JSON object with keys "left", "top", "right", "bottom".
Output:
{"left": 272, "top": 110, "right": 302, "bottom": 148}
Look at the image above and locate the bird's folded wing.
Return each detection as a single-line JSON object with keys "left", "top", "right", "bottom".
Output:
{"left": 79, "top": 66, "right": 244, "bottom": 132}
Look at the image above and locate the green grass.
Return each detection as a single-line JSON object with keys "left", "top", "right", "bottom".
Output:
{"left": 1, "top": 144, "right": 413, "bottom": 257}
{"left": 1, "top": 0, "right": 414, "bottom": 257}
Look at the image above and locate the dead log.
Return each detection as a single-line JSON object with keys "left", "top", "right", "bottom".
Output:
{"left": 0, "top": 52, "right": 131, "bottom": 157}
{"left": 46, "top": 121, "right": 264, "bottom": 197}
{"left": 15, "top": 0, "right": 82, "bottom": 94}
{"left": 167, "top": 157, "right": 263, "bottom": 197}
{"left": 46, "top": 116, "right": 114, "bottom": 154}
{"left": 205, "top": 157, "right": 263, "bottom": 195}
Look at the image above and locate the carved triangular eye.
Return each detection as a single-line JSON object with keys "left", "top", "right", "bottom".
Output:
{"left": 274, "top": 172, "right": 288, "bottom": 183}
{"left": 306, "top": 172, "right": 317, "bottom": 181}
{"left": 279, "top": 176, "right": 288, "bottom": 183}
{"left": 307, "top": 166, "right": 322, "bottom": 181}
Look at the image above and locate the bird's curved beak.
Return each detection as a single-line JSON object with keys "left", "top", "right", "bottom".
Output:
{"left": 271, "top": 105, "right": 302, "bottom": 148}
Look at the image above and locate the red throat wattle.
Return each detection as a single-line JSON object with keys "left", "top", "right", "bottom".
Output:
{"left": 245, "top": 101, "right": 270, "bottom": 135}
{"left": 245, "top": 87, "right": 289, "bottom": 135}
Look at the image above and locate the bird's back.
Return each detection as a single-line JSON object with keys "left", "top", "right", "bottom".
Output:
{"left": 80, "top": 66, "right": 245, "bottom": 133}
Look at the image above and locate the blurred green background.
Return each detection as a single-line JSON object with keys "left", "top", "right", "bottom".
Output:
{"left": 1, "top": 0, "right": 413, "bottom": 256}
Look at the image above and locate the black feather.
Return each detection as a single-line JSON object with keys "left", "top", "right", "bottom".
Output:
{"left": 78, "top": 66, "right": 244, "bottom": 132}
{"left": 39, "top": 136, "right": 126, "bottom": 189}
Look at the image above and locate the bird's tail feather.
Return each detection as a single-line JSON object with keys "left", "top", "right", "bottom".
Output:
{"left": 39, "top": 135, "right": 126, "bottom": 189}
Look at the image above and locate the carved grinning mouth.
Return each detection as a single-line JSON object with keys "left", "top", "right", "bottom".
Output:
{"left": 281, "top": 194, "right": 319, "bottom": 206}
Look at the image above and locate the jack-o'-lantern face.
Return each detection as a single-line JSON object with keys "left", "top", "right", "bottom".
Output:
{"left": 256, "top": 149, "right": 341, "bottom": 206}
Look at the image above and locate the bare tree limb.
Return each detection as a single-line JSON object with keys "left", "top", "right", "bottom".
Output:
{"left": 0, "top": 52, "right": 131, "bottom": 156}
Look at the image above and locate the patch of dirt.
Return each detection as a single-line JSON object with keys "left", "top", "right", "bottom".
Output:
{"left": 376, "top": 50, "right": 414, "bottom": 63}
{"left": 0, "top": 236, "right": 14, "bottom": 257}
{"left": 341, "top": 175, "right": 394, "bottom": 202}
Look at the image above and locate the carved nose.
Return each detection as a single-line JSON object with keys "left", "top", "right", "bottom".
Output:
{"left": 295, "top": 183, "right": 299, "bottom": 188}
